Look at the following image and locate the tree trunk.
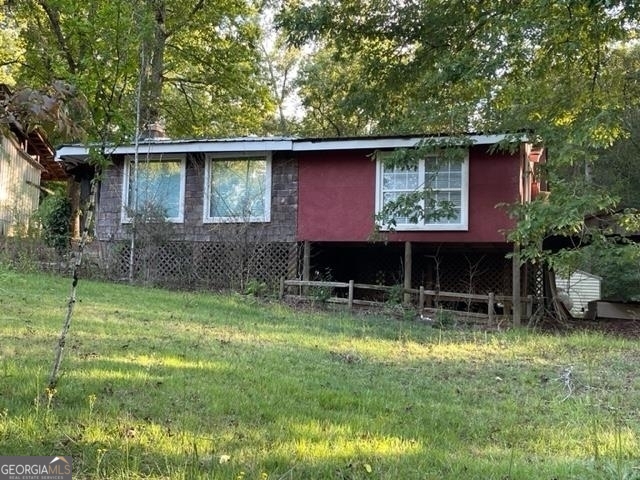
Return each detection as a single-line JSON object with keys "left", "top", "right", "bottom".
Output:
{"left": 141, "top": 0, "right": 167, "bottom": 128}
{"left": 46, "top": 165, "right": 101, "bottom": 393}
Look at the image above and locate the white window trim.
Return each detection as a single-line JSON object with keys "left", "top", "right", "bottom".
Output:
{"left": 375, "top": 152, "right": 469, "bottom": 231}
{"left": 121, "top": 154, "right": 186, "bottom": 223}
{"left": 203, "top": 152, "right": 272, "bottom": 224}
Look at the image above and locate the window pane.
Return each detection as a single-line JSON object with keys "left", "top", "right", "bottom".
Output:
{"left": 210, "top": 158, "right": 267, "bottom": 219}
{"left": 425, "top": 160, "right": 463, "bottom": 225}
{"left": 129, "top": 160, "right": 181, "bottom": 218}
{"left": 449, "top": 171, "right": 462, "bottom": 188}
{"left": 383, "top": 191, "right": 411, "bottom": 225}
{"left": 434, "top": 191, "right": 461, "bottom": 223}
{"left": 381, "top": 160, "right": 420, "bottom": 225}
{"left": 426, "top": 161, "right": 462, "bottom": 189}
{"left": 382, "top": 162, "right": 419, "bottom": 191}
{"left": 379, "top": 155, "right": 464, "bottom": 228}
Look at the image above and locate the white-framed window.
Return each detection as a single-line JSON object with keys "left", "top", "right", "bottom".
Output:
{"left": 203, "top": 153, "right": 272, "bottom": 223}
{"left": 122, "top": 155, "right": 186, "bottom": 223}
{"left": 375, "top": 152, "right": 469, "bottom": 231}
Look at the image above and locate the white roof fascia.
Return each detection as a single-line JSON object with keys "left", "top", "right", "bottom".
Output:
{"left": 56, "top": 139, "right": 294, "bottom": 161}
{"left": 55, "top": 145, "right": 90, "bottom": 161}
{"left": 56, "top": 134, "right": 524, "bottom": 161}
{"left": 115, "top": 139, "right": 294, "bottom": 154}
{"left": 292, "top": 134, "right": 519, "bottom": 152}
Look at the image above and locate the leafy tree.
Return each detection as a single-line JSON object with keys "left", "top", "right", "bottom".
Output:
{"left": 257, "top": 9, "right": 302, "bottom": 135}
{"left": 592, "top": 110, "right": 640, "bottom": 209}
{"left": 294, "top": 46, "right": 382, "bottom": 136}
{"left": 278, "top": 1, "right": 639, "bottom": 136}
{"left": 0, "top": 6, "right": 22, "bottom": 85}
{"left": 590, "top": 243, "right": 640, "bottom": 301}
{"left": 278, "top": 0, "right": 640, "bottom": 270}
{"left": 3, "top": 0, "right": 276, "bottom": 141}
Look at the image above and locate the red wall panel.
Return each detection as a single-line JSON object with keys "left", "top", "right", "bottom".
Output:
{"left": 297, "top": 150, "right": 376, "bottom": 241}
{"left": 297, "top": 146, "right": 520, "bottom": 243}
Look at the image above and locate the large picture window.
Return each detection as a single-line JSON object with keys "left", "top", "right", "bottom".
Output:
{"left": 375, "top": 153, "right": 468, "bottom": 231}
{"left": 204, "top": 154, "right": 271, "bottom": 223}
{"left": 122, "top": 155, "right": 186, "bottom": 223}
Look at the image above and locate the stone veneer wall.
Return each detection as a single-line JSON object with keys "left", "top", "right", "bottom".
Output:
{"left": 93, "top": 152, "right": 299, "bottom": 288}
{"left": 95, "top": 152, "right": 298, "bottom": 243}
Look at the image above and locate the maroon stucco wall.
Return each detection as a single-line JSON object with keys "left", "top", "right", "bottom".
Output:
{"left": 297, "top": 150, "right": 376, "bottom": 241}
{"left": 297, "top": 145, "right": 520, "bottom": 243}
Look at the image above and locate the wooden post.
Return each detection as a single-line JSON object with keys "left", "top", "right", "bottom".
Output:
{"left": 287, "top": 243, "right": 299, "bottom": 280}
{"left": 303, "top": 241, "right": 311, "bottom": 281}
{"left": 279, "top": 277, "right": 285, "bottom": 300}
{"left": 348, "top": 280, "right": 354, "bottom": 309}
{"left": 404, "top": 241, "right": 412, "bottom": 304}
{"left": 488, "top": 292, "right": 495, "bottom": 324}
{"left": 526, "top": 294, "right": 533, "bottom": 320}
{"left": 419, "top": 286, "right": 425, "bottom": 314}
{"left": 303, "top": 241, "right": 311, "bottom": 295}
{"left": 512, "top": 243, "right": 522, "bottom": 327}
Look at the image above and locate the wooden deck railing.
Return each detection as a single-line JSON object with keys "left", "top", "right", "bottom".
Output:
{"left": 279, "top": 278, "right": 535, "bottom": 322}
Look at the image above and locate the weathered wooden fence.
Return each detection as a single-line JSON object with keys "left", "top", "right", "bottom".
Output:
{"left": 280, "top": 278, "right": 535, "bottom": 323}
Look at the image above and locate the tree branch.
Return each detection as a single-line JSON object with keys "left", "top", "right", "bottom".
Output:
{"left": 36, "top": 0, "right": 78, "bottom": 74}
{"left": 165, "top": 0, "right": 205, "bottom": 38}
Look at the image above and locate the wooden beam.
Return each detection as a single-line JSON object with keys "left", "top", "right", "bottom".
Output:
{"left": 488, "top": 292, "right": 495, "bottom": 324}
{"left": 404, "top": 241, "right": 412, "bottom": 304}
{"left": 348, "top": 280, "right": 354, "bottom": 309}
{"left": 303, "top": 241, "right": 311, "bottom": 296}
{"left": 512, "top": 243, "right": 522, "bottom": 327}
{"left": 302, "top": 241, "right": 311, "bottom": 282}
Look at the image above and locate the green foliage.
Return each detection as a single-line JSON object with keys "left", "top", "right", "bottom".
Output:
{"left": 506, "top": 178, "right": 619, "bottom": 265}
{"left": 293, "top": 46, "right": 383, "bottom": 136}
{"left": 592, "top": 110, "right": 640, "bottom": 209}
{"left": 0, "top": 8, "right": 21, "bottom": 85}
{"left": 584, "top": 244, "right": 640, "bottom": 301}
{"left": 385, "top": 284, "right": 404, "bottom": 305}
{"left": 279, "top": 1, "right": 640, "bottom": 274}
{"left": 3, "top": 0, "right": 275, "bottom": 143}
{"left": 279, "top": 1, "right": 639, "bottom": 134}
{"left": 311, "top": 268, "right": 333, "bottom": 304}
{"left": 245, "top": 278, "right": 268, "bottom": 297}
{"left": 434, "top": 307, "right": 455, "bottom": 329}
{"left": 36, "top": 195, "right": 72, "bottom": 254}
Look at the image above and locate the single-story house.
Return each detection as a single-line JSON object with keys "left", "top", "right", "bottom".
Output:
{"left": 55, "top": 133, "right": 545, "bottom": 303}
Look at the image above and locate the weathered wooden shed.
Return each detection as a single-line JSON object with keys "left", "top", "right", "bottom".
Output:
{"left": 0, "top": 124, "right": 58, "bottom": 236}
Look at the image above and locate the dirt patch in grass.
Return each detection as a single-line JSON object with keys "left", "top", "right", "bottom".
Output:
{"left": 566, "top": 318, "right": 640, "bottom": 338}
{"left": 533, "top": 314, "right": 640, "bottom": 338}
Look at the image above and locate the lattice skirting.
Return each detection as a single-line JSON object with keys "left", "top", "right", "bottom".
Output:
{"left": 95, "top": 240, "right": 539, "bottom": 296}
{"left": 100, "top": 241, "right": 298, "bottom": 289}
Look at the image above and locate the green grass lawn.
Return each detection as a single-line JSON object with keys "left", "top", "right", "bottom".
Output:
{"left": 1, "top": 268, "right": 640, "bottom": 479}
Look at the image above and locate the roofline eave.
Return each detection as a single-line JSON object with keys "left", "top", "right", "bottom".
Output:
{"left": 55, "top": 133, "right": 527, "bottom": 163}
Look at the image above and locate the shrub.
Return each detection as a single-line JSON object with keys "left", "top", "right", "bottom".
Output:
{"left": 37, "top": 195, "right": 72, "bottom": 254}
